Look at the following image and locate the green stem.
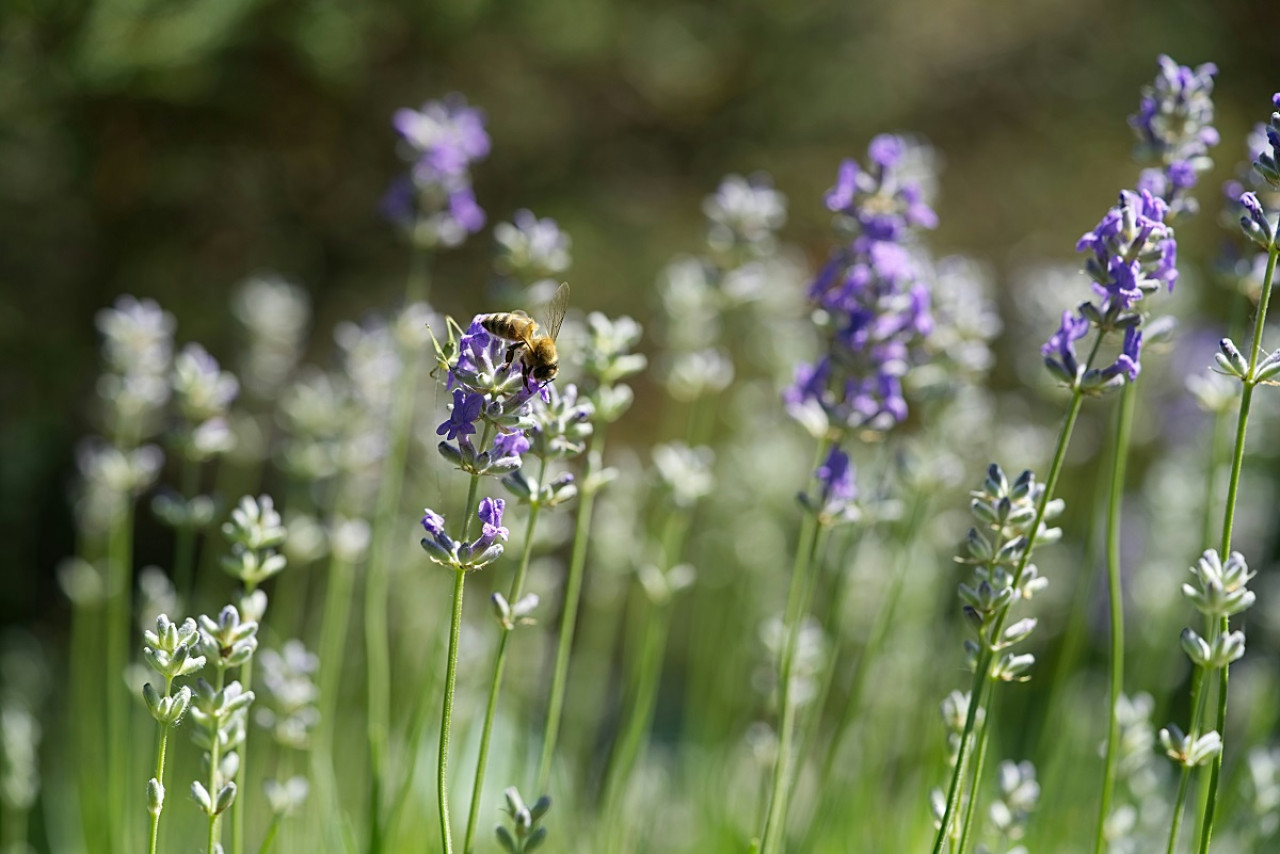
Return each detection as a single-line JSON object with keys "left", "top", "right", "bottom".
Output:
{"left": 931, "top": 388, "right": 1086, "bottom": 854}
{"left": 1197, "top": 240, "right": 1278, "bottom": 854}
{"left": 1166, "top": 652, "right": 1213, "bottom": 854}
{"left": 174, "top": 453, "right": 201, "bottom": 605}
{"left": 258, "top": 814, "right": 283, "bottom": 854}
{"left": 1094, "top": 380, "right": 1136, "bottom": 854}
{"left": 758, "top": 506, "right": 827, "bottom": 854}
{"left": 147, "top": 675, "right": 175, "bottom": 854}
{"left": 363, "top": 274, "right": 431, "bottom": 853}
{"left": 536, "top": 425, "right": 608, "bottom": 793}
{"left": 385, "top": 449, "right": 488, "bottom": 848}
{"left": 232, "top": 640, "right": 256, "bottom": 854}
{"left": 437, "top": 567, "right": 467, "bottom": 854}
{"left": 313, "top": 503, "right": 360, "bottom": 837}
{"left": 106, "top": 499, "right": 134, "bottom": 854}
{"left": 955, "top": 692, "right": 993, "bottom": 854}
{"left": 462, "top": 458, "right": 548, "bottom": 853}
{"left": 208, "top": 667, "right": 227, "bottom": 854}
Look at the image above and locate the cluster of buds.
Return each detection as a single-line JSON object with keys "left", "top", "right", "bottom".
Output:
{"left": 495, "top": 786, "right": 551, "bottom": 853}
{"left": 956, "top": 464, "right": 1061, "bottom": 681}
{"left": 420, "top": 498, "right": 509, "bottom": 571}
{"left": 171, "top": 343, "right": 239, "bottom": 462}
{"left": 1159, "top": 549, "right": 1256, "bottom": 768}
{"left": 221, "top": 495, "right": 288, "bottom": 589}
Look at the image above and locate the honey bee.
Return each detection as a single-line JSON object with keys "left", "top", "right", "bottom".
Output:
{"left": 479, "top": 282, "right": 570, "bottom": 386}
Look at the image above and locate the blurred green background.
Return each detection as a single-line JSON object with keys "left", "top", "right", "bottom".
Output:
{"left": 0, "top": 0, "right": 1275, "bottom": 631}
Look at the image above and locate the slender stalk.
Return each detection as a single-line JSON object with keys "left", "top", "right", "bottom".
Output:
{"left": 462, "top": 457, "right": 547, "bottom": 853}
{"left": 174, "top": 453, "right": 201, "bottom": 604}
{"left": 1093, "top": 380, "right": 1136, "bottom": 854}
{"left": 537, "top": 425, "right": 607, "bottom": 792}
{"left": 931, "top": 388, "right": 1086, "bottom": 854}
{"left": 437, "top": 566, "right": 467, "bottom": 854}
{"left": 1197, "top": 241, "right": 1278, "bottom": 854}
{"left": 758, "top": 508, "right": 827, "bottom": 854}
{"left": 601, "top": 597, "right": 673, "bottom": 816}
{"left": 259, "top": 814, "right": 283, "bottom": 854}
{"left": 208, "top": 668, "right": 228, "bottom": 854}
{"left": 232, "top": 630, "right": 256, "bottom": 854}
{"left": 1165, "top": 655, "right": 1213, "bottom": 854}
{"left": 385, "top": 449, "right": 488, "bottom": 847}
{"left": 532, "top": 427, "right": 606, "bottom": 793}
{"left": 955, "top": 693, "right": 993, "bottom": 854}
{"left": 105, "top": 500, "right": 135, "bottom": 854}
{"left": 364, "top": 249, "right": 432, "bottom": 853}
{"left": 313, "top": 503, "right": 360, "bottom": 833}
{"left": 147, "top": 674, "right": 175, "bottom": 854}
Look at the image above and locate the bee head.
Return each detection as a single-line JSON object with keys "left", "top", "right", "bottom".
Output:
{"left": 531, "top": 361, "right": 558, "bottom": 383}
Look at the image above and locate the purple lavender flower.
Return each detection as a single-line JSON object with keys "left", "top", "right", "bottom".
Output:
{"left": 787, "top": 138, "right": 937, "bottom": 435}
{"left": 419, "top": 499, "right": 508, "bottom": 569}
{"left": 437, "top": 389, "right": 484, "bottom": 442}
{"left": 1042, "top": 311, "right": 1090, "bottom": 379}
{"left": 386, "top": 94, "right": 490, "bottom": 248}
{"left": 492, "top": 430, "right": 531, "bottom": 461}
{"left": 1129, "top": 55, "right": 1219, "bottom": 216}
{"left": 1249, "top": 94, "right": 1280, "bottom": 190}
{"left": 474, "top": 497, "right": 508, "bottom": 550}
{"left": 1077, "top": 189, "right": 1178, "bottom": 314}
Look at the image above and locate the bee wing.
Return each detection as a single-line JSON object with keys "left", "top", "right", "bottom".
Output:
{"left": 542, "top": 282, "right": 570, "bottom": 341}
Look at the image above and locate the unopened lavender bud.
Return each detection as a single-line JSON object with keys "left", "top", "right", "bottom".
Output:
{"left": 1180, "top": 627, "right": 1213, "bottom": 666}
{"left": 147, "top": 777, "right": 165, "bottom": 815}
{"left": 993, "top": 652, "right": 1036, "bottom": 682}
{"left": 192, "top": 780, "right": 213, "bottom": 814}
{"left": 1001, "top": 618, "right": 1038, "bottom": 647}
{"left": 965, "top": 528, "right": 993, "bottom": 563}
{"left": 215, "top": 782, "right": 237, "bottom": 814}
{"left": 491, "top": 593, "right": 512, "bottom": 626}
{"left": 1254, "top": 350, "right": 1280, "bottom": 384}
{"left": 1217, "top": 338, "right": 1249, "bottom": 379}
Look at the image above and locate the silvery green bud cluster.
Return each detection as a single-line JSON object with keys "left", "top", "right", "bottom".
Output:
{"left": 142, "top": 616, "right": 206, "bottom": 726}
{"left": 492, "top": 592, "right": 539, "bottom": 630}
{"left": 579, "top": 312, "right": 647, "bottom": 392}
{"left": 263, "top": 776, "right": 309, "bottom": 816}
{"left": 759, "top": 615, "right": 827, "bottom": 709}
{"left": 198, "top": 606, "right": 260, "bottom": 671}
{"left": 232, "top": 275, "right": 311, "bottom": 401}
{"left": 653, "top": 442, "right": 715, "bottom": 509}
{"left": 956, "top": 464, "right": 1061, "bottom": 680}
{"left": 661, "top": 347, "right": 735, "bottom": 402}
{"left": 95, "top": 295, "right": 176, "bottom": 440}
{"left": 152, "top": 492, "right": 217, "bottom": 532}
{"left": 255, "top": 640, "right": 319, "bottom": 750}
{"left": 493, "top": 209, "right": 571, "bottom": 285}
{"left": 703, "top": 173, "right": 787, "bottom": 260}
{"left": 939, "top": 690, "right": 984, "bottom": 765}
{"left": 1, "top": 700, "right": 41, "bottom": 812}
{"left": 986, "top": 760, "right": 1039, "bottom": 844}
{"left": 1182, "top": 549, "right": 1255, "bottom": 618}
{"left": 277, "top": 371, "right": 357, "bottom": 482}
{"left": 525, "top": 383, "right": 593, "bottom": 460}
{"left": 495, "top": 786, "right": 550, "bottom": 854}
{"left": 1245, "top": 746, "right": 1280, "bottom": 838}
{"left": 171, "top": 343, "right": 239, "bottom": 462}
{"left": 221, "top": 495, "right": 288, "bottom": 588}
{"left": 189, "top": 679, "right": 255, "bottom": 815}
{"left": 1158, "top": 724, "right": 1221, "bottom": 768}
{"left": 1216, "top": 335, "right": 1280, "bottom": 387}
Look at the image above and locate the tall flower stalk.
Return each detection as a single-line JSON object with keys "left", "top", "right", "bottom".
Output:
{"left": 762, "top": 135, "right": 937, "bottom": 854}
{"left": 366, "top": 93, "right": 489, "bottom": 853}
{"left": 536, "top": 312, "right": 645, "bottom": 793}
{"left": 462, "top": 381, "right": 590, "bottom": 853}
{"left": 1161, "top": 93, "right": 1280, "bottom": 854}
{"left": 1094, "top": 54, "right": 1217, "bottom": 854}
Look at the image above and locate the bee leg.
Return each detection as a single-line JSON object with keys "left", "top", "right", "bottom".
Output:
{"left": 504, "top": 343, "right": 521, "bottom": 366}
